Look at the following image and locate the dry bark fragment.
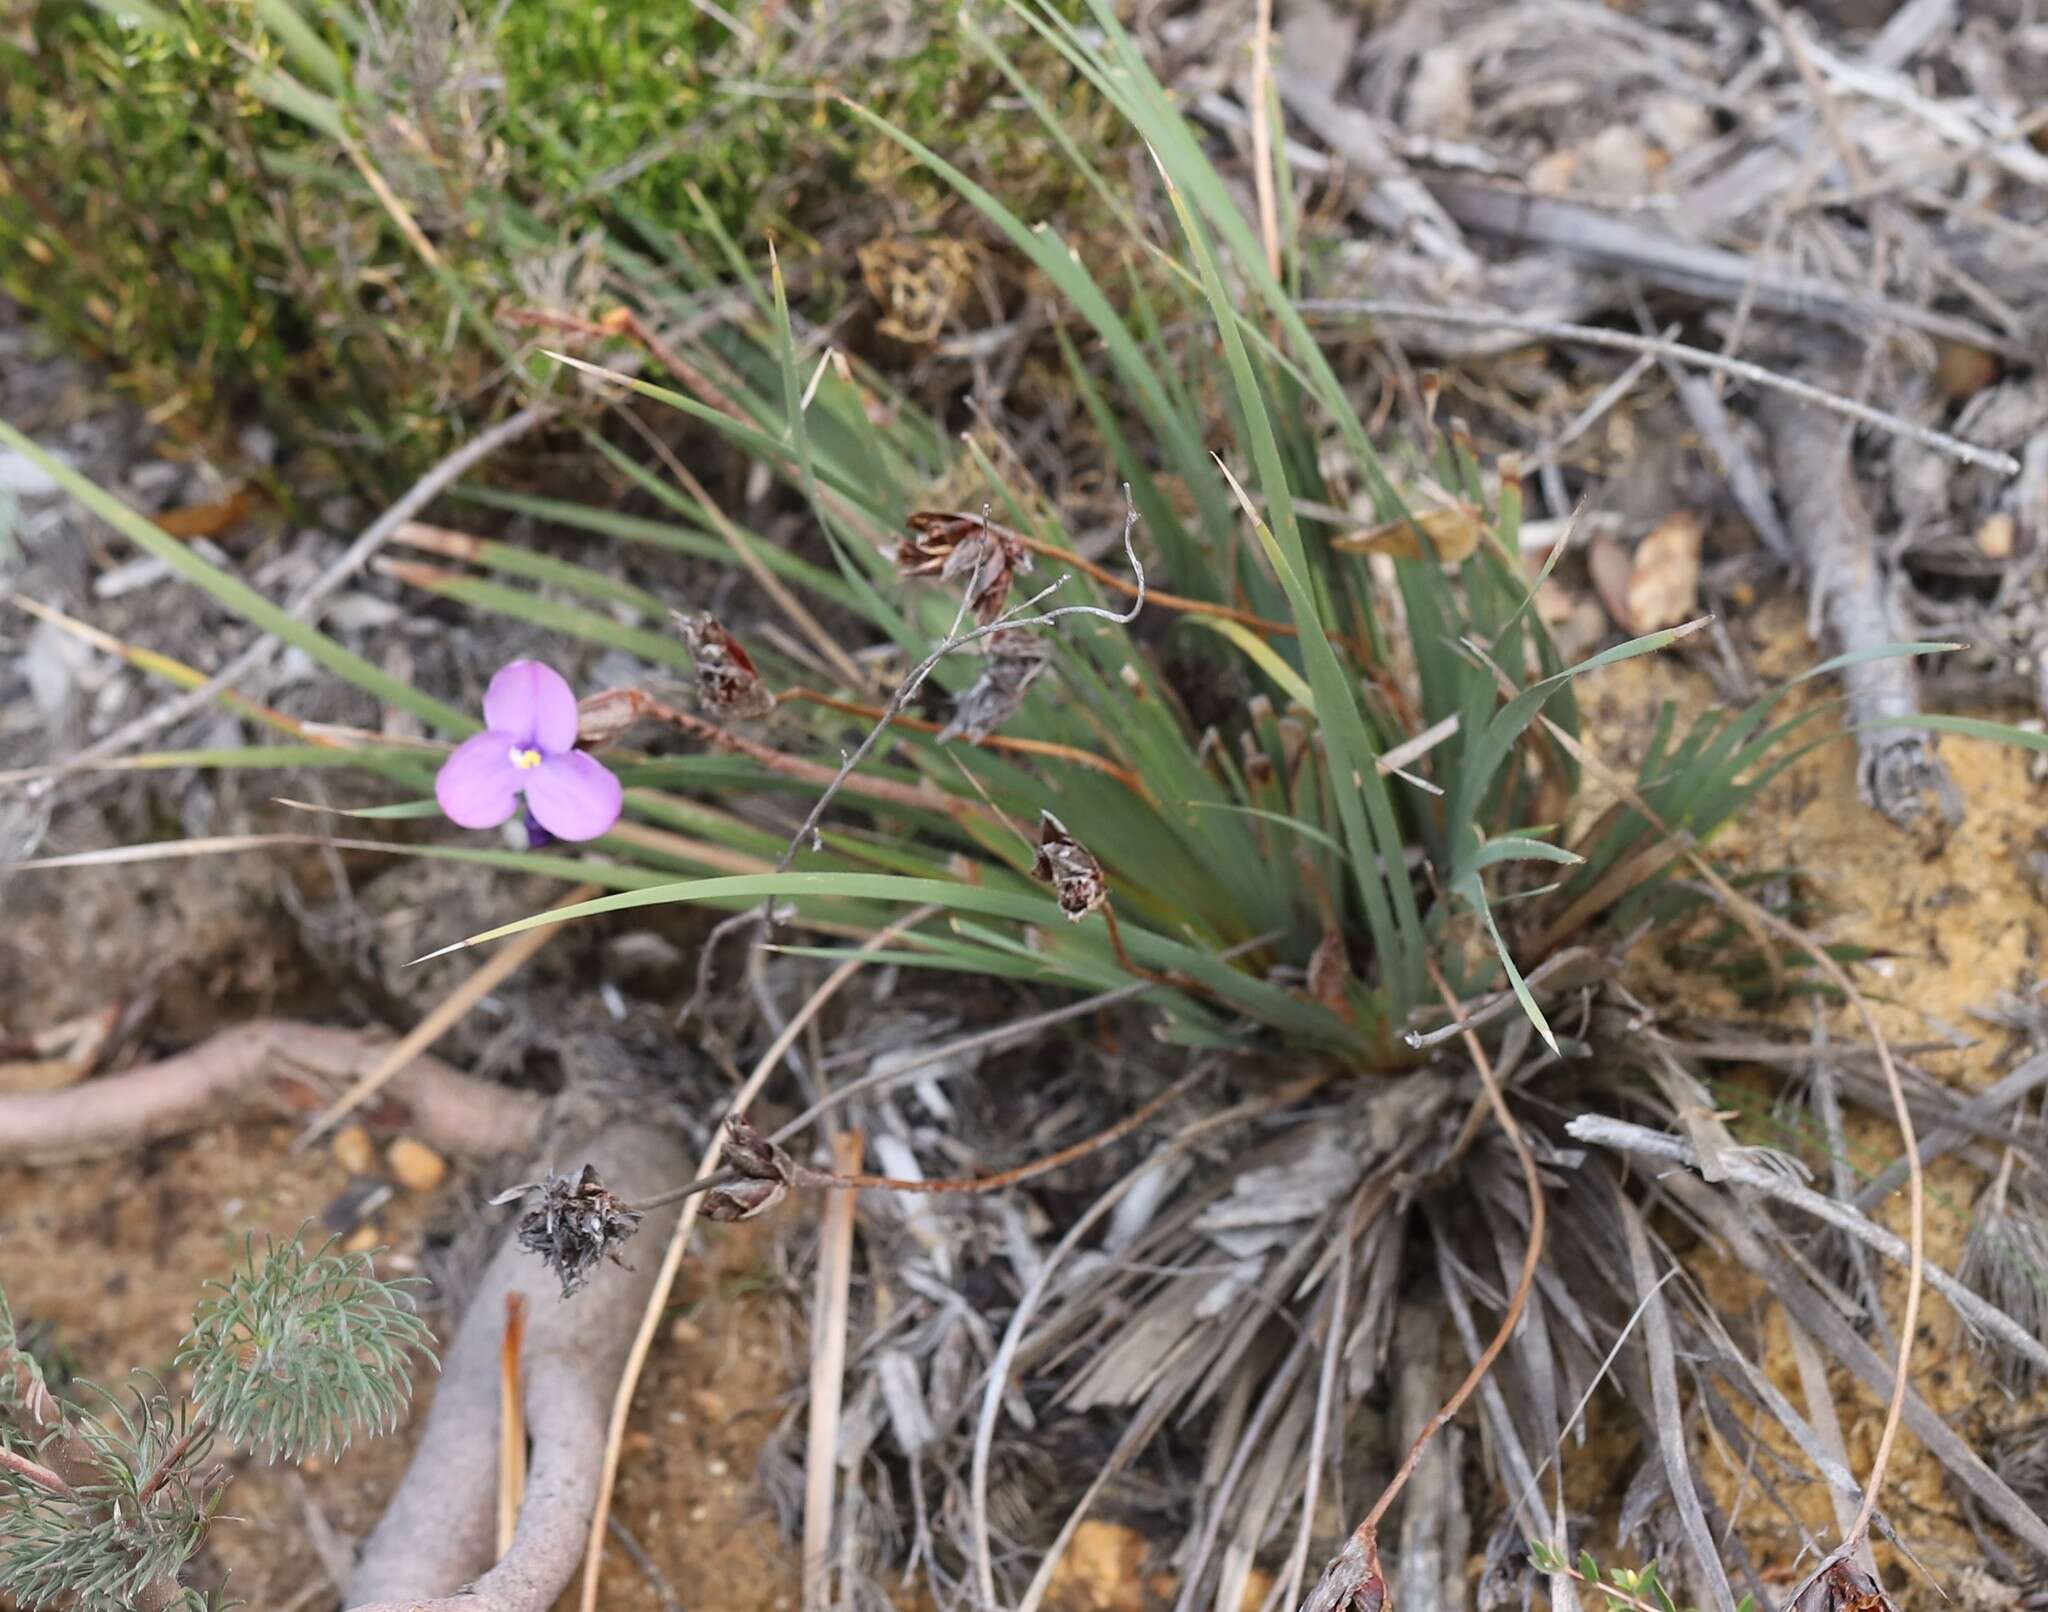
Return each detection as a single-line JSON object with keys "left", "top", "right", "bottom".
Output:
{"left": 1763, "top": 394, "right": 1961, "bottom": 829}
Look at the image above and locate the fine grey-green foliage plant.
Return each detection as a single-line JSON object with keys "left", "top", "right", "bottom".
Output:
{"left": 0, "top": 1238, "right": 428, "bottom": 1612}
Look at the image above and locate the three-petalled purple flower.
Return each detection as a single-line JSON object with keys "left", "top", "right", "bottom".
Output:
{"left": 436, "top": 660, "right": 622, "bottom": 842}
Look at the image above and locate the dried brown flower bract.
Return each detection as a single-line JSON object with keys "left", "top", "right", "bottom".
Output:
{"left": 1786, "top": 1558, "right": 1895, "bottom": 1612}
{"left": 1030, "top": 811, "right": 1108, "bottom": 923}
{"left": 512, "top": 1165, "right": 644, "bottom": 1297}
{"left": 897, "top": 510, "right": 1033, "bottom": 625}
{"left": 702, "top": 1114, "right": 797, "bottom": 1223}
{"left": 574, "top": 687, "right": 643, "bottom": 750}
{"left": 1300, "top": 1525, "right": 1389, "bottom": 1612}
{"left": 941, "top": 628, "right": 1052, "bottom": 742}
{"left": 674, "top": 610, "right": 777, "bottom": 721}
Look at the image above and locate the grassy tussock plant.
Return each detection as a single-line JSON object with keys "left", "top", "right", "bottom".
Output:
{"left": 0, "top": 1238, "right": 427, "bottom": 1612}
{"left": 7, "top": 0, "right": 2034, "bottom": 1605}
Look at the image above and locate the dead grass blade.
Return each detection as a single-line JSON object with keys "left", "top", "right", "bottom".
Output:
{"left": 804, "top": 1128, "right": 865, "bottom": 1612}
{"left": 498, "top": 1295, "right": 528, "bottom": 1561}
{"left": 1618, "top": 1195, "right": 1737, "bottom": 1612}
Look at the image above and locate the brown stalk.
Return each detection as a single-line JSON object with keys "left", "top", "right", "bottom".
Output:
{"left": 497, "top": 1295, "right": 528, "bottom": 1561}
{"left": 632, "top": 1068, "right": 1206, "bottom": 1213}
{"left": 586, "top": 687, "right": 976, "bottom": 826}
{"left": 136, "top": 1419, "right": 207, "bottom": 1505}
{"left": 780, "top": 687, "right": 1148, "bottom": 793}
{"left": 0, "top": 1444, "right": 75, "bottom": 1500}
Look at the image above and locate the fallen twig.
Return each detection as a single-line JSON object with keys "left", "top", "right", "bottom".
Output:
{"left": 1762, "top": 392, "right": 1961, "bottom": 827}
{"left": 803, "top": 1129, "right": 864, "bottom": 1612}
{"left": 1567, "top": 1114, "right": 2032, "bottom": 1371}
{"left": 0, "top": 1020, "right": 542, "bottom": 1166}
{"left": 342, "top": 1122, "right": 689, "bottom": 1612}
{"left": 1302, "top": 300, "right": 2023, "bottom": 475}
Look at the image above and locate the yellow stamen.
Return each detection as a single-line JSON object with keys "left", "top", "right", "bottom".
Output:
{"left": 509, "top": 746, "right": 543, "bottom": 771}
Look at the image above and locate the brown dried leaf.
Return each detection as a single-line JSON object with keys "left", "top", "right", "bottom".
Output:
{"left": 1589, "top": 515, "right": 1702, "bottom": 635}
{"left": 897, "top": 511, "right": 1033, "bottom": 626}
{"left": 1030, "top": 811, "right": 1108, "bottom": 923}
{"left": 575, "top": 687, "right": 643, "bottom": 749}
{"left": 1306, "top": 928, "right": 1354, "bottom": 1021}
{"left": 1786, "top": 1557, "right": 1896, "bottom": 1612}
{"left": 940, "top": 628, "right": 1052, "bottom": 741}
{"left": 1624, "top": 513, "right": 1703, "bottom": 633}
{"left": 1333, "top": 503, "right": 1484, "bottom": 565}
{"left": 704, "top": 1114, "right": 798, "bottom": 1222}
{"left": 673, "top": 611, "right": 777, "bottom": 721}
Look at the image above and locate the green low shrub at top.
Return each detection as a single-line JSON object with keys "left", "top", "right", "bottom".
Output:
{"left": 0, "top": 0, "right": 1121, "bottom": 480}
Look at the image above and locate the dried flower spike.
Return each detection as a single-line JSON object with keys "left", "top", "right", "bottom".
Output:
{"left": 513, "top": 1165, "right": 644, "bottom": 1298}
{"left": 1787, "top": 1557, "right": 1894, "bottom": 1612}
{"left": 437, "top": 660, "right": 623, "bottom": 841}
{"left": 702, "top": 1115, "right": 796, "bottom": 1223}
{"left": 897, "top": 510, "right": 1032, "bottom": 625}
{"left": 575, "top": 687, "right": 645, "bottom": 750}
{"left": 941, "top": 628, "right": 1052, "bottom": 742}
{"left": 674, "top": 610, "right": 777, "bottom": 721}
{"left": 1030, "top": 811, "right": 1108, "bottom": 923}
{"left": 1302, "top": 1524, "right": 1389, "bottom": 1612}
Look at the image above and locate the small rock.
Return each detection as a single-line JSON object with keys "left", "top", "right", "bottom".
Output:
{"left": 670, "top": 1317, "right": 705, "bottom": 1347}
{"left": 386, "top": 1136, "right": 449, "bottom": 1193}
{"left": 238, "top": 423, "right": 278, "bottom": 467}
{"left": 125, "top": 461, "right": 182, "bottom": 501}
{"left": 331, "top": 1124, "right": 376, "bottom": 1175}
{"left": 341, "top": 1223, "right": 382, "bottom": 1255}
{"left": 1405, "top": 43, "right": 1473, "bottom": 139}
{"left": 1641, "top": 94, "right": 1714, "bottom": 157}
{"left": 606, "top": 931, "right": 684, "bottom": 984}
{"left": 1936, "top": 340, "right": 2000, "bottom": 401}
{"left": 0, "top": 447, "right": 62, "bottom": 498}
{"left": 1979, "top": 512, "right": 2018, "bottom": 560}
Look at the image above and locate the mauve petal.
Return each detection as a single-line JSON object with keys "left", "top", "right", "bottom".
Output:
{"left": 483, "top": 660, "right": 579, "bottom": 753}
{"left": 523, "top": 750, "right": 623, "bottom": 842}
{"left": 437, "top": 731, "right": 524, "bottom": 829}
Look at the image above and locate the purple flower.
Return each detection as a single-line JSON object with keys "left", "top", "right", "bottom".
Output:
{"left": 437, "top": 660, "right": 622, "bottom": 842}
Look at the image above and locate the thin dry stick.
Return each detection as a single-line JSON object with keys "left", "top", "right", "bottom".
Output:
{"left": 769, "top": 496, "right": 1148, "bottom": 884}
{"left": 498, "top": 1295, "right": 528, "bottom": 1561}
{"left": 576, "top": 909, "right": 937, "bottom": 1612}
{"left": 1301, "top": 300, "right": 2022, "bottom": 476}
{"left": 1001, "top": 528, "right": 1379, "bottom": 661}
{"left": 1349, "top": 963, "right": 1547, "bottom": 1541}
{"left": 635, "top": 1069, "right": 1207, "bottom": 1212}
{"left": 1250, "top": 0, "right": 1281, "bottom": 282}
{"left": 557, "top": 685, "right": 971, "bottom": 825}
{"left": 59, "top": 402, "right": 557, "bottom": 775}
{"left": 775, "top": 932, "right": 1281, "bottom": 1138}
{"left": 0, "top": 1445, "right": 73, "bottom": 1499}
{"left": 803, "top": 1128, "right": 864, "bottom": 1612}
{"left": 779, "top": 687, "right": 1147, "bottom": 792}
{"left": 295, "top": 883, "right": 600, "bottom": 1148}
